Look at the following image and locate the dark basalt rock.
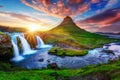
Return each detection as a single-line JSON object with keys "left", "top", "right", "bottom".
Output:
{"left": 102, "top": 49, "right": 115, "bottom": 55}
{"left": 0, "top": 34, "right": 13, "bottom": 61}
{"left": 47, "top": 62, "right": 59, "bottom": 69}
{"left": 38, "top": 58, "right": 44, "bottom": 62}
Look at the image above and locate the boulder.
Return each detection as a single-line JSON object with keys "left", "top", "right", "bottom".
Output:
{"left": 38, "top": 58, "right": 44, "bottom": 62}
{"left": 47, "top": 62, "right": 59, "bottom": 69}
{"left": 0, "top": 34, "right": 13, "bottom": 61}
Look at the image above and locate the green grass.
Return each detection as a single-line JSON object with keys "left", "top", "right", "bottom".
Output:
{"left": 0, "top": 59, "right": 120, "bottom": 80}
{"left": 49, "top": 47, "right": 88, "bottom": 56}
{"left": 47, "top": 21, "right": 120, "bottom": 48}
{"left": 1, "top": 18, "right": 120, "bottom": 80}
{"left": 0, "top": 31, "right": 5, "bottom": 35}
{"left": 45, "top": 22, "right": 120, "bottom": 57}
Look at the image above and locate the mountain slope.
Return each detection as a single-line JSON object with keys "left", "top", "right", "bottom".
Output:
{"left": 47, "top": 16, "right": 115, "bottom": 48}
{"left": 49, "top": 16, "right": 89, "bottom": 35}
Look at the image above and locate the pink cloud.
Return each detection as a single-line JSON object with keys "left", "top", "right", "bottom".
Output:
{"left": 91, "top": 0, "right": 99, "bottom": 3}
{"left": 0, "top": 12, "right": 41, "bottom": 23}
{"left": 21, "top": 0, "right": 91, "bottom": 18}
{"left": 68, "top": 0, "right": 83, "bottom": 5}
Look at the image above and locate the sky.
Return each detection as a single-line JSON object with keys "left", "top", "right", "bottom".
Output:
{"left": 0, "top": 0, "right": 120, "bottom": 32}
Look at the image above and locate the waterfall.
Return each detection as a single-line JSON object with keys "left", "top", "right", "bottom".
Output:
{"left": 20, "top": 33, "right": 25, "bottom": 38}
{"left": 11, "top": 33, "right": 51, "bottom": 62}
{"left": 36, "top": 35, "right": 52, "bottom": 48}
{"left": 11, "top": 39, "right": 24, "bottom": 62}
{"left": 18, "top": 35, "right": 35, "bottom": 55}
{"left": 36, "top": 36, "right": 45, "bottom": 48}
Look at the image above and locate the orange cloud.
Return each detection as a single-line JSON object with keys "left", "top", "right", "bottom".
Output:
{"left": 80, "top": 7, "right": 120, "bottom": 26}
{"left": 68, "top": 0, "right": 83, "bottom": 5}
{"left": 21, "top": 0, "right": 91, "bottom": 18}
{"left": 76, "top": 7, "right": 120, "bottom": 32}
{"left": 0, "top": 12, "right": 41, "bottom": 23}
{"left": 91, "top": 0, "right": 99, "bottom": 3}
{"left": 0, "top": 11, "right": 62, "bottom": 30}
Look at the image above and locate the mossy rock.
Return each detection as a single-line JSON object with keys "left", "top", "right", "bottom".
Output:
{"left": 49, "top": 47, "right": 88, "bottom": 56}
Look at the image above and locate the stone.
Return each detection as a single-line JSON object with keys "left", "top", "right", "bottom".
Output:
{"left": 47, "top": 62, "right": 59, "bottom": 69}
{"left": 38, "top": 58, "right": 44, "bottom": 62}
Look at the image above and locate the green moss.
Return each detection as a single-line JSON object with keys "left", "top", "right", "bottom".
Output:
{"left": 47, "top": 23, "right": 120, "bottom": 49}
{"left": 0, "top": 31, "right": 5, "bottom": 35}
{"left": 49, "top": 47, "right": 88, "bottom": 56}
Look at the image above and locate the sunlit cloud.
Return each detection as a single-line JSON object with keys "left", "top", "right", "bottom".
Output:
{"left": 22, "top": 0, "right": 98, "bottom": 18}
{"left": 0, "top": 0, "right": 120, "bottom": 32}
{"left": 76, "top": 6, "right": 120, "bottom": 32}
{"left": 0, "top": 11, "right": 61, "bottom": 30}
{"left": 21, "top": 0, "right": 119, "bottom": 18}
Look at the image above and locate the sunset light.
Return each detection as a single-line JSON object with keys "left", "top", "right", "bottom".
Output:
{"left": 0, "top": 0, "right": 120, "bottom": 79}
{"left": 28, "top": 24, "right": 39, "bottom": 32}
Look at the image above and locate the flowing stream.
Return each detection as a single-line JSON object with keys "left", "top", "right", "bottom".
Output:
{"left": 14, "top": 42, "right": 120, "bottom": 69}
{"left": 11, "top": 33, "right": 120, "bottom": 69}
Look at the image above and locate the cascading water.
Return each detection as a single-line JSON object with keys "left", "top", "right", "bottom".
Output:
{"left": 11, "top": 33, "right": 52, "bottom": 62}
{"left": 36, "top": 36, "right": 45, "bottom": 48}
{"left": 36, "top": 36, "right": 52, "bottom": 48}
{"left": 11, "top": 33, "right": 120, "bottom": 69}
{"left": 20, "top": 33, "right": 25, "bottom": 38}
{"left": 11, "top": 38, "right": 24, "bottom": 62}
{"left": 18, "top": 35, "right": 35, "bottom": 55}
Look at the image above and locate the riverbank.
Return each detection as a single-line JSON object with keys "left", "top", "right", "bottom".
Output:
{"left": 0, "top": 58, "right": 120, "bottom": 80}
{"left": 1, "top": 31, "right": 120, "bottom": 80}
{"left": 8, "top": 42, "right": 119, "bottom": 70}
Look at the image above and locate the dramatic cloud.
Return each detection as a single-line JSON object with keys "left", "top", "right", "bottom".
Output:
{"left": 0, "top": 12, "right": 41, "bottom": 23}
{"left": 22, "top": 0, "right": 109, "bottom": 18}
{"left": 97, "top": 22, "right": 120, "bottom": 32}
{"left": 80, "top": 7, "right": 120, "bottom": 25}
{"left": 0, "top": 0, "right": 120, "bottom": 32}
{"left": 21, "top": 0, "right": 119, "bottom": 18}
{"left": 76, "top": 7, "right": 120, "bottom": 32}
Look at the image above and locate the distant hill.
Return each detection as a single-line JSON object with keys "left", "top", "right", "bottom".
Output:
{"left": 48, "top": 16, "right": 106, "bottom": 44}
{"left": 43, "top": 16, "right": 120, "bottom": 56}
{"left": 49, "top": 16, "right": 89, "bottom": 35}
{"left": 0, "top": 25, "right": 27, "bottom": 32}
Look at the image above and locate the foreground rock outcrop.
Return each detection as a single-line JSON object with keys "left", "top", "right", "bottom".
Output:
{"left": 0, "top": 33, "right": 13, "bottom": 60}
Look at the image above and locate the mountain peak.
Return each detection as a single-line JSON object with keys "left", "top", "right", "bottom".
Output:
{"left": 60, "top": 16, "right": 75, "bottom": 25}
{"left": 48, "top": 14, "right": 89, "bottom": 35}
{"left": 64, "top": 16, "right": 72, "bottom": 20}
{"left": 49, "top": 16, "right": 86, "bottom": 34}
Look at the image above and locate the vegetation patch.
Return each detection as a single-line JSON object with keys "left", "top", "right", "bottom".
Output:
{"left": 0, "top": 59, "right": 120, "bottom": 80}
{"left": 49, "top": 47, "right": 88, "bottom": 56}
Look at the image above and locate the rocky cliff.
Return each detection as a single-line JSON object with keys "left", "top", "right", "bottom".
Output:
{"left": 0, "top": 33, "right": 13, "bottom": 61}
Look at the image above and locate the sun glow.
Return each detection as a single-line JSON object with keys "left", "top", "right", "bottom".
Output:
{"left": 28, "top": 24, "right": 49, "bottom": 32}
{"left": 28, "top": 24, "right": 39, "bottom": 32}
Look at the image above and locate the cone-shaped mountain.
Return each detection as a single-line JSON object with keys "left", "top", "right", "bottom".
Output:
{"left": 49, "top": 16, "right": 89, "bottom": 34}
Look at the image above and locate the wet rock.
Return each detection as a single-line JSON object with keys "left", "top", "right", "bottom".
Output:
{"left": 116, "top": 42, "right": 120, "bottom": 45}
{"left": 68, "top": 76, "right": 83, "bottom": 80}
{"left": 38, "top": 58, "right": 44, "bottom": 62}
{"left": 95, "top": 73, "right": 111, "bottom": 80}
{"left": 0, "top": 34, "right": 13, "bottom": 61}
{"left": 56, "top": 76, "right": 65, "bottom": 80}
{"left": 47, "top": 59, "right": 51, "bottom": 63}
{"left": 47, "top": 62, "right": 59, "bottom": 69}
{"left": 102, "top": 49, "right": 115, "bottom": 55}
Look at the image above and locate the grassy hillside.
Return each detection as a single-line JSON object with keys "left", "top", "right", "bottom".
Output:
{"left": 48, "top": 16, "right": 119, "bottom": 48}
{"left": 45, "top": 16, "right": 120, "bottom": 56}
